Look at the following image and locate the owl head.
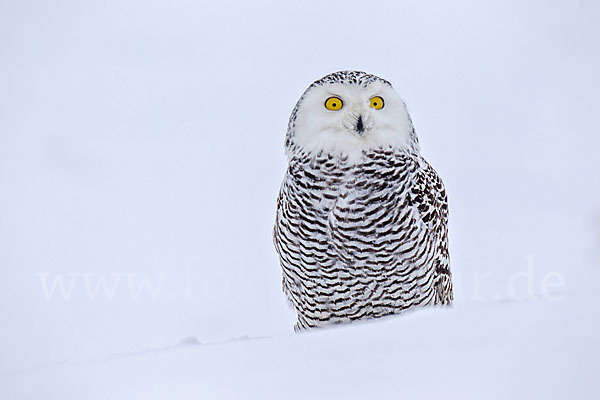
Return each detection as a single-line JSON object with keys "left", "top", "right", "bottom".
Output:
{"left": 285, "top": 71, "right": 420, "bottom": 159}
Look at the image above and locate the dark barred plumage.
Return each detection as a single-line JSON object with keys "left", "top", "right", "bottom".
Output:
{"left": 274, "top": 71, "right": 452, "bottom": 331}
{"left": 274, "top": 148, "right": 452, "bottom": 331}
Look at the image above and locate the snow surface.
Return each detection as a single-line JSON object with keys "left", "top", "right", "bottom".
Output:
{"left": 2, "top": 293, "right": 599, "bottom": 399}
{"left": 1, "top": 0, "right": 599, "bottom": 398}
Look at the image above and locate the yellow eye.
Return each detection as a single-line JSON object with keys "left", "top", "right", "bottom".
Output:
{"left": 370, "top": 96, "right": 384, "bottom": 110}
{"left": 324, "top": 97, "right": 343, "bottom": 111}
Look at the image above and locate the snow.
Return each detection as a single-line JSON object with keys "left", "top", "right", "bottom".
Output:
{"left": 0, "top": 0, "right": 599, "bottom": 398}
{"left": 2, "top": 295, "right": 599, "bottom": 399}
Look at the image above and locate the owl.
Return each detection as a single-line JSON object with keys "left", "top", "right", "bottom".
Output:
{"left": 274, "top": 71, "right": 452, "bottom": 331}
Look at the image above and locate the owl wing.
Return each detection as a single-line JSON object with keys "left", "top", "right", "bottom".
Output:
{"left": 273, "top": 177, "right": 300, "bottom": 308}
{"left": 408, "top": 157, "right": 453, "bottom": 305}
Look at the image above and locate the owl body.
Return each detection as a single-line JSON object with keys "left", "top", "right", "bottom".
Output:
{"left": 274, "top": 71, "right": 452, "bottom": 330}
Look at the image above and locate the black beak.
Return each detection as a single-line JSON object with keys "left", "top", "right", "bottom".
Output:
{"left": 356, "top": 115, "right": 364, "bottom": 135}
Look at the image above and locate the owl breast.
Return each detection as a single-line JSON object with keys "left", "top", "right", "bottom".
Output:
{"left": 274, "top": 148, "right": 451, "bottom": 330}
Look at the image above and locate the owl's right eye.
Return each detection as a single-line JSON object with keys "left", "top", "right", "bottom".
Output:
{"left": 324, "top": 97, "right": 343, "bottom": 111}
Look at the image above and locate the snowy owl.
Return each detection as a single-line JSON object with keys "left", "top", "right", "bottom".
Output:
{"left": 274, "top": 71, "right": 453, "bottom": 331}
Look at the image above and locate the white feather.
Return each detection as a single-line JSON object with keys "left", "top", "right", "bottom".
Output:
{"left": 289, "top": 81, "right": 415, "bottom": 161}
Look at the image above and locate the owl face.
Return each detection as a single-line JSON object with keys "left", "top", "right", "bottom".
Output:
{"left": 289, "top": 75, "right": 416, "bottom": 159}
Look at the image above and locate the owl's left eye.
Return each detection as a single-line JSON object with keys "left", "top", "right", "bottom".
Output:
{"left": 370, "top": 96, "right": 384, "bottom": 110}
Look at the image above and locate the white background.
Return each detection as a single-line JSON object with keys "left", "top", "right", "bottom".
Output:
{"left": 0, "top": 0, "right": 599, "bottom": 398}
